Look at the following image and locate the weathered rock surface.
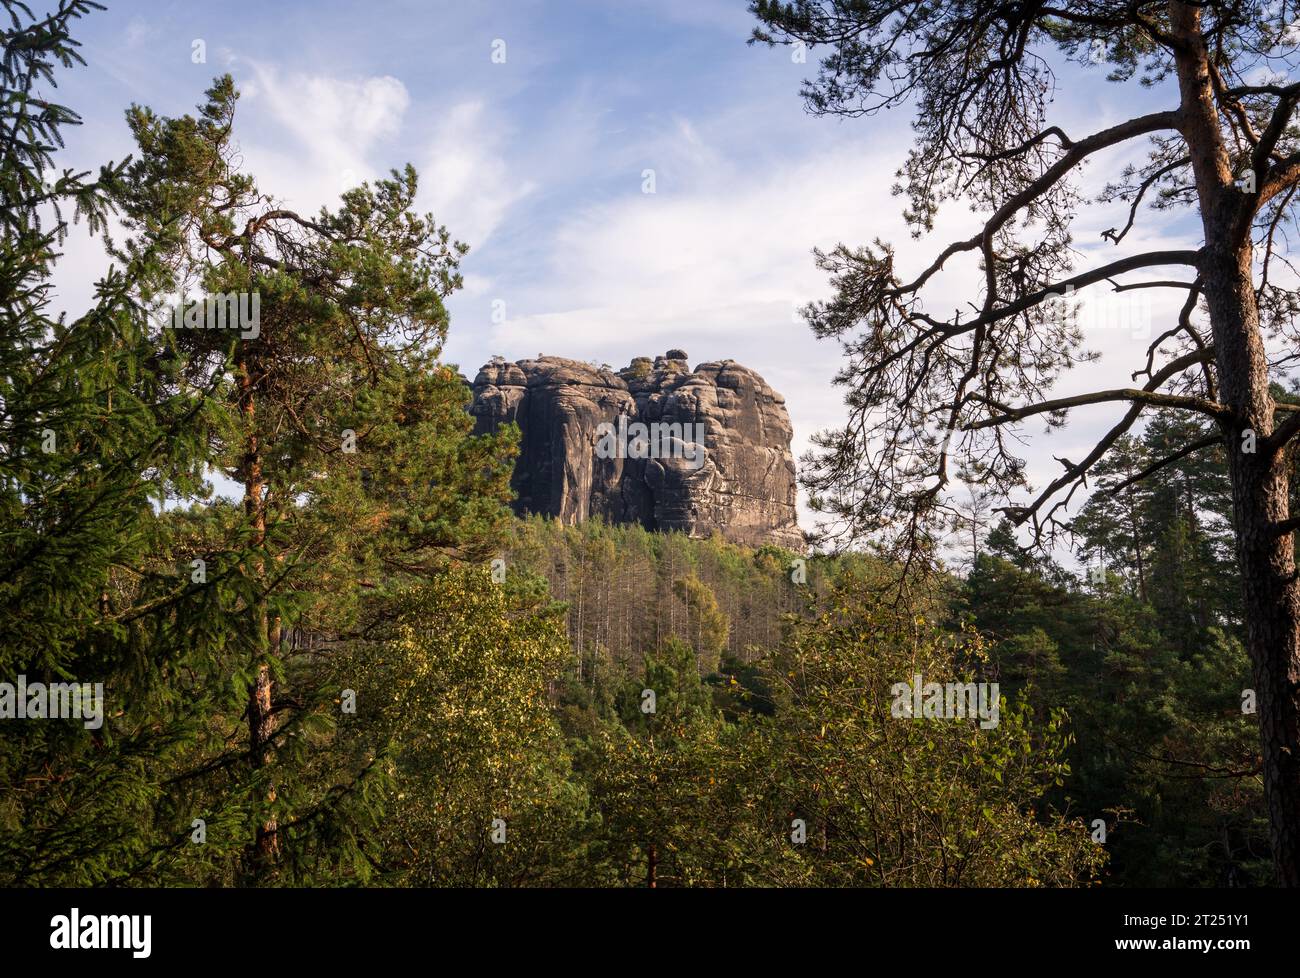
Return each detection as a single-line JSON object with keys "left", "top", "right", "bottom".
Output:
{"left": 469, "top": 352, "right": 802, "bottom": 549}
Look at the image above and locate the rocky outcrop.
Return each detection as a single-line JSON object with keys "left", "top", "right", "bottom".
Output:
{"left": 469, "top": 352, "right": 802, "bottom": 549}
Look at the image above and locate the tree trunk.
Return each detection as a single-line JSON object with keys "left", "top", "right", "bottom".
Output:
{"left": 1173, "top": 1, "right": 1300, "bottom": 885}
{"left": 238, "top": 355, "right": 279, "bottom": 870}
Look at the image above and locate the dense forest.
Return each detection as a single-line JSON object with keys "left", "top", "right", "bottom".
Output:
{"left": 499, "top": 427, "right": 1269, "bottom": 888}
{"left": 2, "top": 0, "right": 1298, "bottom": 893}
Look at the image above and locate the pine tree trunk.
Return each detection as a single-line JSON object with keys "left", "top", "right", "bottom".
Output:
{"left": 238, "top": 355, "right": 279, "bottom": 870}
{"left": 1173, "top": 2, "right": 1300, "bottom": 884}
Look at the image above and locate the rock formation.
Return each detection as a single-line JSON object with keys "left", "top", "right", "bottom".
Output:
{"left": 469, "top": 351, "right": 802, "bottom": 549}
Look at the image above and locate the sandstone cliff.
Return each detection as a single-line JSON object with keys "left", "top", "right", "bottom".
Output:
{"left": 469, "top": 351, "right": 802, "bottom": 549}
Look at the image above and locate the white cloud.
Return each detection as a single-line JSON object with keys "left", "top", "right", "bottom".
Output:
{"left": 247, "top": 65, "right": 408, "bottom": 151}
{"left": 122, "top": 19, "right": 159, "bottom": 49}
{"left": 236, "top": 64, "right": 410, "bottom": 211}
{"left": 418, "top": 100, "right": 536, "bottom": 250}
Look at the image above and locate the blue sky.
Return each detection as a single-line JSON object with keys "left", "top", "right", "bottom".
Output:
{"left": 49, "top": 0, "right": 1212, "bottom": 556}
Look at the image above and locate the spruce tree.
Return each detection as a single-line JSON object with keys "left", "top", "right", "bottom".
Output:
{"left": 0, "top": 0, "right": 229, "bottom": 884}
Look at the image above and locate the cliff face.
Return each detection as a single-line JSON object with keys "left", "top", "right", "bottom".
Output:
{"left": 469, "top": 351, "right": 802, "bottom": 549}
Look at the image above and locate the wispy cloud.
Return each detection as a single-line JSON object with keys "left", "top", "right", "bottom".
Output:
{"left": 419, "top": 100, "right": 536, "bottom": 251}
{"left": 237, "top": 63, "right": 411, "bottom": 211}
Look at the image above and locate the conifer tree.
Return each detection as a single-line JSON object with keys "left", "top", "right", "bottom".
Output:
{"left": 107, "top": 76, "right": 518, "bottom": 876}
{"left": 0, "top": 0, "right": 232, "bottom": 884}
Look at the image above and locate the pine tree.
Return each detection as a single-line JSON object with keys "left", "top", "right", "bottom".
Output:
{"left": 104, "top": 76, "right": 517, "bottom": 878}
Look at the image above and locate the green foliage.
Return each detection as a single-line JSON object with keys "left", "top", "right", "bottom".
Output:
{"left": 326, "top": 567, "right": 592, "bottom": 885}
{"left": 0, "top": 0, "right": 231, "bottom": 885}
{"left": 671, "top": 574, "right": 729, "bottom": 673}
{"left": 753, "top": 586, "right": 1104, "bottom": 887}
{"left": 963, "top": 430, "right": 1269, "bottom": 885}
{"left": 0, "top": 12, "right": 516, "bottom": 885}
